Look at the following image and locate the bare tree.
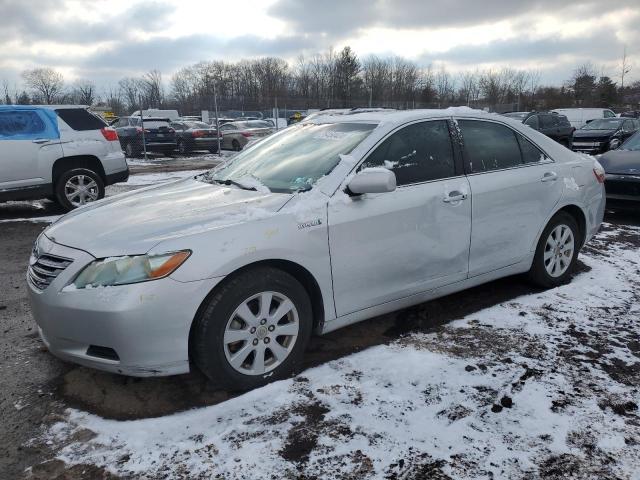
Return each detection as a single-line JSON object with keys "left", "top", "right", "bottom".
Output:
{"left": 619, "top": 45, "right": 633, "bottom": 90}
{"left": 71, "top": 79, "right": 96, "bottom": 105}
{"left": 21, "top": 67, "right": 64, "bottom": 104}
{"left": 142, "top": 70, "right": 164, "bottom": 108}
{"left": 118, "top": 77, "right": 144, "bottom": 111}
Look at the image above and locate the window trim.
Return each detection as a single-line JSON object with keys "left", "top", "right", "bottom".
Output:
{"left": 455, "top": 117, "right": 554, "bottom": 177}
{"left": 354, "top": 117, "right": 464, "bottom": 189}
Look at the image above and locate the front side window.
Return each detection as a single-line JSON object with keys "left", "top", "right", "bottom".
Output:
{"left": 362, "top": 120, "right": 455, "bottom": 185}
{"left": 604, "top": 110, "right": 616, "bottom": 118}
{"left": 458, "top": 120, "right": 522, "bottom": 173}
{"left": 0, "top": 110, "right": 46, "bottom": 138}
{"left": 203, "top": 122, "right": 376, "bottom": 193}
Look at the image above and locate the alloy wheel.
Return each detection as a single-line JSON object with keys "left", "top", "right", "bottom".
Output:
{"left": 223, "top": 291, "right": 299, "bottom": 375}
{"left": 544, "top": 224, "right": 575, "bottom": 277}
{"left": 64, "top": 174, "right": 99, "bottom": 207}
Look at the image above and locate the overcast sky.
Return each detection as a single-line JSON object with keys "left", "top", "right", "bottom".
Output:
{"left": 0, "top": 0, "right": 638, "bottom": 91}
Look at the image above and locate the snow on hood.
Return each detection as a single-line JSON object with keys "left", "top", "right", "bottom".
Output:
{"left": 44, "top": 178, "right": 292, "bottom": 258}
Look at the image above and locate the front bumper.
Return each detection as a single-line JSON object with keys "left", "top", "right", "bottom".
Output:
{"left": 27, "top": 238, "right": 223, "bottom": 377}
{"left": 572, "top": 140, "right": 609, "bottom": 154}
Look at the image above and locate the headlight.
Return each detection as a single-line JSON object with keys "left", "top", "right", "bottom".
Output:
{"left": 71, "top": 251, "right": 191, "bottom": 289}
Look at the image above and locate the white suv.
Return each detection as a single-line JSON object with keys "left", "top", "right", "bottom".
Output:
{"left": 0, "top": 105, "right": 129, "bottom": 210}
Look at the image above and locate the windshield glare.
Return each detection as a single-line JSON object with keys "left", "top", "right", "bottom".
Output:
{"left": 620, "top": 132, "right": 640, "bottom": 151}
{"left": 582, "top": 119, "right": 623, "bottom": 130}
{"left": 202, "top": 122, "right": 376, "bottom": 193}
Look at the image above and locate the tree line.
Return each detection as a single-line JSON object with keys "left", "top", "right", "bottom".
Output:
{"left": 2, "top": 46, "right": 638, "bottom": 115}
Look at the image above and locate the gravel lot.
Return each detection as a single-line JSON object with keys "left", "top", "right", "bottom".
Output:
{"left": 1, "top": 155, "right": 638, "bottom": 479}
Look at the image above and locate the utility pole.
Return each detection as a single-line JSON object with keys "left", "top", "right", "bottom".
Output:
{"left": 138, "top": 95, "right": 148, "bottom": 160}
{"left": 212, "top": 75, "right": 221, "bottom": 156}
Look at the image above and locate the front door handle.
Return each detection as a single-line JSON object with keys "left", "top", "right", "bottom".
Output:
{"left": 443, "top": 191, "right": 468, "bottom": 203}
{"left": 541, "top": 172, "right": 558, "bottom": 182}
{"left": 32, "top": 138, "right": 49, "bottom": 144}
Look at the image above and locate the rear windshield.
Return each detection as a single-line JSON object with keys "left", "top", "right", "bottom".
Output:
{"left": 185, "top": 121, "right": 211, "bottom": 129}
{"left": 142, "top": 120, "right": 171, "bottom": 129}
{"left": 55, "top": 108, "right": 106, "bottom": 131}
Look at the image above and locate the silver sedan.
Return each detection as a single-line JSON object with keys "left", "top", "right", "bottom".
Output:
{"left": 28, "top": 108, "right": 605, "bottom": 390}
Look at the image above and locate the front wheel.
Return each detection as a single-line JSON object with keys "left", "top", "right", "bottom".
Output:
{"left": 232, "top": 139, "right": 242, "bottom": 151}
{"left": 192, "top": 267, "right": 312, "bottom": 390}
{"left": 527, "top": 212, "right": 580, "bottom": 288}
{"left": 54, "top": 168, "right": 105, "bottom": 211}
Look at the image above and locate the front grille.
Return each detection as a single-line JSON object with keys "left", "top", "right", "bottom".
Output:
{"left": 28, "top": 254, "right": 73, "bottom": 290}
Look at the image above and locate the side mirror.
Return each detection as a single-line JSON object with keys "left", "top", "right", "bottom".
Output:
{"left": 347, "top": 167, "right": 396, "bottom": 195}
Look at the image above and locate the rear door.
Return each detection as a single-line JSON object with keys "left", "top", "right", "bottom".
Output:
{"left": 329, "top": 119, "right": 471, "bottom": 316}
{"left": 0, "top": 108, "right": 62, "bottom": 190}
{"left": 456, "top": 118, "right": 564, "bottom": 276}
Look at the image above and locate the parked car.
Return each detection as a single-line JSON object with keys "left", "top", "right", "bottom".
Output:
{"left": 130, "top": 109, "right": 180, "bottom": 121}
{"left": 551, "top": 108, "right": 617, "bottom": 129}
{"left": 28, "top": 108, "right": 605, "bottom": 390}
{"left": 504, "top": 111, "right": 574, "bottom": 148}
{"left": 170, "top": 120, "right": 222, "bottom": 154}
{"left": 0, "top": 105, "right": 128, "bottom": 210}
{"left": 597, "top": 130, "right": 640, "bottom": 209}
{"left": 572, "top": 117, "right": 640, "bottom": 154}
{"left": 620, "top": 111, "right": 640, "bottom": 119}
{"left": 114, "top": 116, "right": 177, "bottom": 157}
{"left": 218, "top": 120, "right": 275, "bottom": 151}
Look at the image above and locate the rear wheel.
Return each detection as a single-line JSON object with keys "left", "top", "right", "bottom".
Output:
{"left": 125, "top": 141, "right": 141, "bottom": 158}
{"left": 192, "top": 267, "right": 312, "bottom": 390}
{"left": 177, "top": 140, "right": 189, "bottom": 155}
{"left": 527, "top": 212, "right": 580, "bottom": 288}
{"left": 54, "top": 168, "right": 105, "bottom": 211}
{"left": 208, "top": 146, "right": 219, "bottom": 154}
{"left": 232, "top": 139, "right": 241, "bottom": 151}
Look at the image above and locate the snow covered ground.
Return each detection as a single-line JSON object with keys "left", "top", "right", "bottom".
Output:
{"left": 34, "top": 222, "right": 640, "bottom": 480}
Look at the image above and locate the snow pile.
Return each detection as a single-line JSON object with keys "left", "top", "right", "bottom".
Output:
{"left": 40, "top": 224, "right": 640, "bottom": 479}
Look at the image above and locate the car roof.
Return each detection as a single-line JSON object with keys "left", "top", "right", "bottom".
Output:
{"left": 305, "top": 106, "right": 509, "bottom": 126}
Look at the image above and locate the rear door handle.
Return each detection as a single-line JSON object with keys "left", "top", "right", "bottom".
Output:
{"left": 443, "top": 191, "right": 468, "bottom": 203}
{"left": 32, "top": 138, "right": 49, "bottom": 144}
{"left": 541, "top": 172, "right": 558, "bottom": 182}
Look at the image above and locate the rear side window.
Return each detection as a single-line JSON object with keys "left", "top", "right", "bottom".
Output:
{"left": 540, "top": 115, "right": 555, "bottom": 128}
{"left": 517, "top": 134, "right": 547, "bottom": 163}
{"left": 55, "top": 108, "right": 106, "bottom": 131}
{"left": 524, "top": 115, "right": 539, "bottom": 129}
{"left": 557, "top": 116, "right": 571, "bottom": 127}
{"left": 0, "top": 110, "right": 46, "bottom": 137}
{"left": 363, "top": 120, "right": 456, "bottom": 185}
{"left": 458, "top": 120, "right": 522, "bottom": 173}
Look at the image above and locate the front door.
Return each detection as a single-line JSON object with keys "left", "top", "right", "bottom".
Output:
{"left": 328, "top": 119, "right": 472, "bottom": 317}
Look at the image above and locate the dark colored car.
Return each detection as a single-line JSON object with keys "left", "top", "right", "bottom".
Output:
{"left": 621, "top": 111, "right": 640, "bottom": 119}
{"left": 114, "top": 116, "right": 177, "bottom": 157}
{"left": 598, "top": 131, "right": 640, "bottom": 209}
{"left": 170, "top": 120, "right": 222, "bottom": 154}
{"left": 504, "top": 111, "right": 574, "bottom": 148}
{"left": 572, "top": 118, "right": 640, "bottom": 154}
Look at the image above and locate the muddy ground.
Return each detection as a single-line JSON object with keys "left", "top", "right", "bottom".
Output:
{"left": 1, "top": 158, "right": 638, "bottom": 479}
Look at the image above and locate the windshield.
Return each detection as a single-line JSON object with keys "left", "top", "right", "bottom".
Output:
{"left": 201, "top": 122, "right": 376, "bottom": 193}
{"left": 581, "top": 118, "right": 623, "bottom": 130}
{"left": 620, "top": 131, "right": 640, "bottom": 151}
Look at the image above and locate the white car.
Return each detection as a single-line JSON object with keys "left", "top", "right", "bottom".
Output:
{"left": 0, "top": 105, "right": 129, "bottom": 210}
{"left": 28, "top": 107, "right": 605, "bottom": 390}
{"left": 552, "top": 108, "right": 617, "bottom": 129}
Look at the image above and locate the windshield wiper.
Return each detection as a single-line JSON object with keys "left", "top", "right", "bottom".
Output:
{"left": 212, "top": 178, "right": 257, "bottom": 191}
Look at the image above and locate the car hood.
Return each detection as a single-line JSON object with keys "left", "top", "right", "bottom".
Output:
{"left": 44, "top": 178, "right": 292, "bottom": 258}
{"left": 574, "top": 129, "right": 617, "bottom": 138}
{"left": 598, "top": 150, "right": 640, "bottom": 175}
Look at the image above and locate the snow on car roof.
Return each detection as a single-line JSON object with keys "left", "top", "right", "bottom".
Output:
{"left": 306, "top": 106, "right": 500, "bottom": 126}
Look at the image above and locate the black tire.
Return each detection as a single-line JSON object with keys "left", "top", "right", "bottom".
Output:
{"left": 177, "top": 140, "right": 189, "bottom": 155}
{"left": 208, "top": 146, "right": 219, "bottom": 154}
{"left": 125, "top": 141, "right": 141, "bottom": 158}
{"left": 232, "top": 139, "right": 241, "bottom": 151}
{"left": 527, "top": 212, "right": 580, "bottom": 288}
{"left": 192, "top": 267, "right": 313, "bottom": 390}
{"left": 54, "top": 168, "right": 105, "bottom": 211}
